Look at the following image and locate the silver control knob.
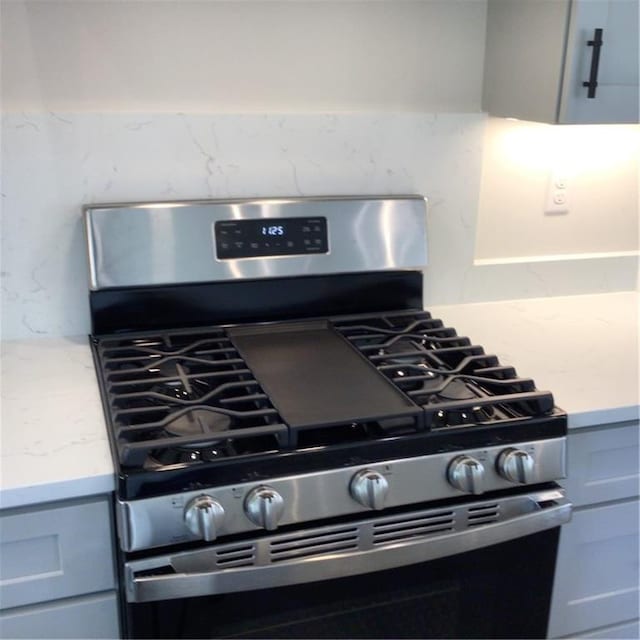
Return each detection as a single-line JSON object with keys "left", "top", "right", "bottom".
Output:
{"left": 244, "top": 485, "right": 285, "bottom": 530}
{"left": 350, "top": 469, "right": 389, "bottom": 510}
{"left": 184, "top": 495, "right": 225, "bottom": 541}
{"left": 498, "top": 448, "right": 535, "bottom": 484}
{"left": 447, "top": 455, "right": 485, "bottom": 494}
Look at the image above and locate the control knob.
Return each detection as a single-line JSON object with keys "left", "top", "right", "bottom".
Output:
{"left": 350, "top": 469, "right": 389, "bottom": 510}
{"left": 184, "top": 495, "right": 225, "bottom": 541}
{"left": 244, "top": 485, "right": 285, "bottom": 530}
{"left": 447, "top": 455, "right": 485, "bottom": 494}
{"left": 497, "top": 448, "right": 535, "bottom": 484}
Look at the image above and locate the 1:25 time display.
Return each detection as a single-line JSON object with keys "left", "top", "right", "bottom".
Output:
{"left": 261, "top": 225, "right": 285, "bottom": 236}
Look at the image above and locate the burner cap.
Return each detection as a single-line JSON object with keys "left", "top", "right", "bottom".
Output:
{"left": 148, "top": 362, "right": 211, "bottom": 401}
{"left": 438, "top": 378, "right": 477, "bottom": 401}
{"left": 165, "top": 409, "right": 232, "bottom": 442}
{"left": 148, "top": 359, "right": 188, "bottom": 378}
{"left": 393, "top": 367, "right": 441, "bottom": 392}
{"left": 145, "top": 442, "right": 229, "bottom": 469}
{"left": 381, "top": 340, "right": 426, "bottom": 365}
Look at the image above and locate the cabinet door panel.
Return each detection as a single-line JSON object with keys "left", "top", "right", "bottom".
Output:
{"left": 0, "top": 592, "right": 119, "bottom": 639}
{"left": 561, "top": 422, "right": 639, "bottom": 507}
{"left": 0, "top": 497, "right": 116, "bottom": 609}
{"left": 599, "top": 0, "right": 638, "bottom": 84}
{"left": 483, "top": 0, "right": 570, "bottom": 123}
{"left": 548, "top": 500, "right": 640, "bottom": 637}
{"left": 560, "top": 0, "right": 639, "bottom": 123}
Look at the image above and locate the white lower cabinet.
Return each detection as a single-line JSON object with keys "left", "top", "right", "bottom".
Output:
{"left": 579, "top": 619, "right": 640, "bottom": 639}
{"left": 0, "top": 592, "right": 119, "bottom": 639}
{"left": 548, "top": 420, "right": 640, "bottom": 639}
{"left": 0, "top": 495, "right": 120, "bottom": 639}
{"left": 548, "top": 500, "right": 639, "bottom": 637}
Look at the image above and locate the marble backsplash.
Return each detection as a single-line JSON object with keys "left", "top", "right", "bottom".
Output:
{"left": 1, "top": 112, "right": 636, "bottom": 340}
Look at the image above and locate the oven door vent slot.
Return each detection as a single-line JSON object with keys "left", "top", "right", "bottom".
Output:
{"left": 372, "top": 511, "right": 455, "bottom": 545}
{"left": 269, "top": 527, "right": 359, "bottom": 563}
{"left": 215, "top": 544, "right": 257, "bottom": 568}
{"left": 466, "top": 504, "right": 500, "bottom": 527}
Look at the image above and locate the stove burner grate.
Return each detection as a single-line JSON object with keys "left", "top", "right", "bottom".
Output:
{"left": 333, "top": 311, "right": 556, "bottom": 429}
{"left": 93, "top": 311, "right": 559, "bottom": 474}
{"left": 95, "top": 328, "right": 290, "bottom": 468}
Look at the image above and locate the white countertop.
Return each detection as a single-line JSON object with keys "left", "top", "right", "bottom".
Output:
{"left": 1, "top": 336, "right": 114, "bottom": 510}
{"left": 1, "top": 291, "right": 638, "bottom": 511}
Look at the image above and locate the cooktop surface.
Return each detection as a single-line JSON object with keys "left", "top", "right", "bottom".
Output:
{"left": 91, "top": 309, "right": 565, "bottom": 499}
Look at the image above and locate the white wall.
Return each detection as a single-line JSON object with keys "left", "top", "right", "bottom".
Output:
{"left": 1, "top": 0, "right": 490, "bottom": 340}
{"left": 1, "top": 111, "right": 488, "bottom": 338}
{"left": 475, "top": 118, "right": 639, "bottom": 261}
{"left": 2, "top": 0, "right": 485, "bottom": 112}
{"left": 1, "top": 0, "right": 638, "bottom": 341}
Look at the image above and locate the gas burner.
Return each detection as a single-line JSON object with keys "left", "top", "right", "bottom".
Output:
{"left": 397, "top": 374, "right": 479, "bottom": 405}
{"left": 379, "top": 340, "right": 428, "bottom": 365}
{"left": 147, "top": 359, "right": 211, "bottom": 400}
{"left": 148, "top": 370, "right": 211, "bottom": 402}
{"left": 146, "top": 360, "right": 190, "bottom": 377}
{"left": 436, "top": 378, "right": 479, "bottom": 401}
{"left": 143, "top": 409, "right": 234, "bottom": 468}
{"left": 431, "top": 403, "right": 499, "bottom": 429}
{"left": 145, "top": 442, "right": 232, "bottom": 468}
{"left": 164, "top": 408, "right": 232, "bottom": 445}
{"left": 392, "top": 366, "right": 443, "bottom": 392}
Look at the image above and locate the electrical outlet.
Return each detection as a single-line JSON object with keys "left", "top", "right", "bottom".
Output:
{"left": 544, "top": 172, "right": 569, "bottom": 215}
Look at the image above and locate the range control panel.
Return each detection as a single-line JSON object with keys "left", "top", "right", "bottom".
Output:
{"left": 214, "top": 217, "right": 329, "bottom": 260}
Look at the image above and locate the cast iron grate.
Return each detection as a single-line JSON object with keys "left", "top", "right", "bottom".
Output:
{"left": 94, "top": 328, "right": 289, "bottom": 468}
{"left": 333, "top": 310, "right": 555, "bottom": 429}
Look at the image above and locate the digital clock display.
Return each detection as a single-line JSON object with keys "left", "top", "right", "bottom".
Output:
{"left": 214, "top": 217, "right": 328, "bottom": 260}
{"left": 262, "top": 225, "right": 285, "bottom": 236}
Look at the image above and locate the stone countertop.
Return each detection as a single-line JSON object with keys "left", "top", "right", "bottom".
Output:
{"left": 1, "top": 291, "right": 638, "bottom": 510}
{"left": 0, "top": 336, "right": 114, "bottom": 510}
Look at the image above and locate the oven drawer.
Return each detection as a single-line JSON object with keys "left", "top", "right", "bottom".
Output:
{"left": 0, "top": 497, "right": 116, "bottom": 610}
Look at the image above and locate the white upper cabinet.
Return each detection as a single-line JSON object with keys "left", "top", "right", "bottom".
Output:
{"left": 483, "top": 0, "right": 639, "bottom": 124}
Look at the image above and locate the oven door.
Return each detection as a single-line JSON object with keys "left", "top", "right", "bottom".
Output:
{"left": 124, "top": 486, "right": 571, "bottom": 639}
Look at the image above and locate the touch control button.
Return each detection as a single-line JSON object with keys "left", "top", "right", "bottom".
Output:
{"left": 350, "top": 469, "right": 389, "bottom": 510}
{"left": 447, "top": 455, "right": 485, "bottom": 494}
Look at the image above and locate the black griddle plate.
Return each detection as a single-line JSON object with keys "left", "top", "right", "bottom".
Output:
{"left": 228, "top": 321, "right": 422, "bottom": 430}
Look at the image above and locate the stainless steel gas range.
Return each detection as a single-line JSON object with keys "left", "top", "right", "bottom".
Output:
{"left": 85, "top": 195, "right": 571, "bottom": 639}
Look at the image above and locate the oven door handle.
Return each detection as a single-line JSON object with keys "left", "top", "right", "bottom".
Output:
{"left": 125, "top": 491, "right": 571, "bottom": 603}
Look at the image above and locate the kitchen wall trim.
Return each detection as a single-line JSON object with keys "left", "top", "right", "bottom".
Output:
{"left": 474, "top": 250, "right": 640, "bottom": 266}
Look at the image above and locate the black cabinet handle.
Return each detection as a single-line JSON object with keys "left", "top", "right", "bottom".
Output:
{"left": 582, "top": 28, "right": 604, "bottom": 98}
